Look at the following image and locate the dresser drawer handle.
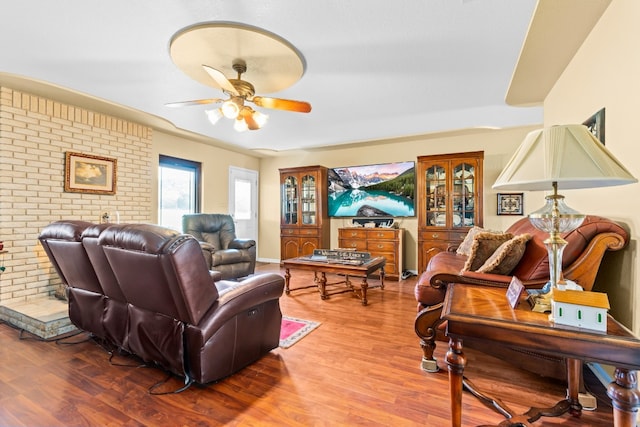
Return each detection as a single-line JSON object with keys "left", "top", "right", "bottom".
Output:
{"left": 432, "top": 233, "right": 440, "bottom": 238}
{"left": 350, "top": 232, "right": 358, "bottom": 237}
{"left": 376, "top": 244, "right": 383, "bottom": 248}
{"left": 376, "top": 233, "right": 384, "bottom": 237}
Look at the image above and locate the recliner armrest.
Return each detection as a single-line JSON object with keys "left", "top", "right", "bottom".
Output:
{"left": 199, "top": 242, "right": 216, "bottom": 252}
{"left": 209, "top": 270, "right": 223, "bottom": 281}
{"left": 196, "top": 273, "right": 285, "bottom": 342}
{"left": 229, "top": 239, "right": 256, "bottom": 250}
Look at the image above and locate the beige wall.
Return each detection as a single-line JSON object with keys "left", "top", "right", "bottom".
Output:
{"left": 543, "top": 0, "right": 640, "bottom": 332}
{"left": 258, "top": 126, "right": 538, "bottom": 271}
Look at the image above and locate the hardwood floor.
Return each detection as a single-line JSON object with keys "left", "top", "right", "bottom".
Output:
{"left": 0, "top": 263, "right": 616, "bottom": 426}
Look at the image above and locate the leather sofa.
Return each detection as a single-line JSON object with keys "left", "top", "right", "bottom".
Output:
{"left": 39, "top": 220, "right": 284, "bottom": 387}
{"left": 414, "top": 215, "right": 629, "bottom": 377}
{"left": 183, "top": 213, "right": 256, "bottom": 279}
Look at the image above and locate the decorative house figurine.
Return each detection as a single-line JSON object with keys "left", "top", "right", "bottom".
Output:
{"left": 551, "top": 289, "right": 610, "bottom": 332}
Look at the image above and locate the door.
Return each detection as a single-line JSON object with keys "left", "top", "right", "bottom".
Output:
{"left": 229, "top": 166, "right": 258, "bottom": 244}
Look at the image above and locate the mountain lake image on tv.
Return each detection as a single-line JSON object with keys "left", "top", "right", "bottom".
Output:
{"left": 328, "top": 161, "right": 415, "bottom": 218}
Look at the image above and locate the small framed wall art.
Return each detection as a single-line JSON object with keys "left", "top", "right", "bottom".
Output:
{"left": 64, "top": 152, "right": 117, "bottom": 195}
{"left": 497, "top": 193, "right": 523, "bottom": 216}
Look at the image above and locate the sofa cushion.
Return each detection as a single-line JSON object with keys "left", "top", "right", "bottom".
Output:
{"left": 456, "top": 226, "right": 484, "bottom": 256}
{"left": 456, "top": 227, "right": 511, "bottom": 256}
{"left": 462, "top": 231, "right": 514, "bottom": 272}
{"left": 477, "top": 233, "right": 531, "bottom": 275}
{"left": 201, "top": 232, "right": 222, "bottom": 250}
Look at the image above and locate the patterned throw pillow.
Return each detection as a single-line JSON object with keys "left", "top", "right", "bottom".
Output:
{"left": 461, "top": 231, "right": 514, "bottom": 272}
{"left": 477, "top": 234, "right": 532, "bottom": 275}
{"left": 456, "top": 226, "right": 485, "bottom": 256}
{"left": 456, "top": 227, "right": 512, "bottom": 256}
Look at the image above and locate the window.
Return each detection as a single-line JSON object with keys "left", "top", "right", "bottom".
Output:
{"left": 158, "top": 155, "right": 201, "bottom": 232}
{"left": 233, "top": 178, "right": 252, "bottom": 220}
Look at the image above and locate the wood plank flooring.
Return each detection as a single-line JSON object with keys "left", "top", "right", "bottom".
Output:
{"left": 0, "top": 263, "right": 617, "bottom": 426}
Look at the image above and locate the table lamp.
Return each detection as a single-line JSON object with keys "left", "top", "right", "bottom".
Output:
{"left": 493, "top": 124, "right": 637, "bottom": 311}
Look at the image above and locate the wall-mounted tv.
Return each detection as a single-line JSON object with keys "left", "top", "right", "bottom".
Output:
{"left": 327, "top": 161, "right": 415, "bottom": 218}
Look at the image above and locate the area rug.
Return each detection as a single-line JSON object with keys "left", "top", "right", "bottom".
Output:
{"left": 279, "top": 316, "right": 320, "bottom": 348}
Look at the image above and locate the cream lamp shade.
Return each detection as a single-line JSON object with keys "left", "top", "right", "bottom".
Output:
{"left": 493, "top": 124, "right": 637, "bottom": 191}
{"left": 493, "top": 124, "right": 636, "bottom": 313}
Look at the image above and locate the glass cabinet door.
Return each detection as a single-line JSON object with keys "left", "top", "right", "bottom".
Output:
{"left": 281, "top": 175, "right": 298, "bottom": 225}
{"left": 300, "top": 174, "right": 317, "bottom": 225}
{"left": 425, "top": 164, "right": 447, "bottom": 227}
{"left": 452, "top": 162, "right": 476, "bottom": 228}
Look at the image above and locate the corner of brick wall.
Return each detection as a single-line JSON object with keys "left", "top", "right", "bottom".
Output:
{"left": 0, "top": 86, "right": 153, "bottom": 304}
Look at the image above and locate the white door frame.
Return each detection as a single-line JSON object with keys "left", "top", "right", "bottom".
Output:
{"left": 228, "top": 166, "right": 259, "bottom": 251}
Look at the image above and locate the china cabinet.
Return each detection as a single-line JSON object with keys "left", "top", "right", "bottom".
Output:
{"left": 417, "top": 151, "right": 483, "bottom": 273}
{"left": 279, "top": 165, "right": 329, "bottom": 261}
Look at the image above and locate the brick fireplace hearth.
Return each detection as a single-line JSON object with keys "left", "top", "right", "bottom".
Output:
{"left": 0, "top": 297, "right": 76, "bottom": 339}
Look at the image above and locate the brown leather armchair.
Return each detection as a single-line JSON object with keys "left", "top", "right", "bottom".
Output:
{"left": 414, "top": 215, "right": 629, "bottom": 377}
{"left": 182, "top": 213, "right": 256, "bottom": 279}
{"left": 39, "top": 221, "right": 284, "bottom": 387}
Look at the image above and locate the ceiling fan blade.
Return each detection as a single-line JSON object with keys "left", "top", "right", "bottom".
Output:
{"left": 252, "top": 96, "right": 312, "bottom": 113}
{"left": 202, "top": 65, "right": 239, "bottom": 96}
{"left": 165, "top": 98, "right": 224, "bottom": 108}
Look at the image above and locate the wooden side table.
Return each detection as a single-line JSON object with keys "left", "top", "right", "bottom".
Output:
{"left": 442, "top": 283, "right": 640, "bottom": 427}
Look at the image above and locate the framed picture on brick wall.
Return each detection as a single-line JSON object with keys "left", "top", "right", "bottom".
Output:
{"left": 64, "top": 152, "right": 117, "bottom": 195}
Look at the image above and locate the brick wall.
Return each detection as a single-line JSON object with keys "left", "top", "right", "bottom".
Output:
{"left": 0, "top": 87, "right": 152, "bottom": 304}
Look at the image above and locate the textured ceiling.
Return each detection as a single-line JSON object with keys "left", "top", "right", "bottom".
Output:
{"left": 0, "top": 0, "right": 543, "bottom": 152}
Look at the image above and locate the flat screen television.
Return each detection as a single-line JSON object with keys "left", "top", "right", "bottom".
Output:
{"left": 327, "top": 161, "right": 415, "bottom": 218}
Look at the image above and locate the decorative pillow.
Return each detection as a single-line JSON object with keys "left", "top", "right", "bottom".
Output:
{"left": 461, "top": 231, "right": 514, "bottom": 272}
{"left": 476, "top": 233, "right": 532, "bottom": 275}
{"left": 456, "top": 226, "right": 485, "bottom": 256}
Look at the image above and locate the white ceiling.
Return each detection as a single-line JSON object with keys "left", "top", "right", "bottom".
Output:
{"left": 0, "top": 0, "right": 543, "bottom": 153}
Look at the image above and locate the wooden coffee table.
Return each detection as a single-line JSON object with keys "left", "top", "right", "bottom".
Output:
{"left": 282, "top": 256, "right": 385, "bottom": 305}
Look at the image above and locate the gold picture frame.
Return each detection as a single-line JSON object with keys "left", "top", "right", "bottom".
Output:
{"left": 64, "top": 152, "right": 117, "bottom": 195}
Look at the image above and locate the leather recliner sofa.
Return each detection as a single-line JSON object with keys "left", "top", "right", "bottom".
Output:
{"left": 183, "top": 213, "right": 256, "bottom": 279}
{"left": 39, "top": 220, "right": 284, "bottom": 386}
{"left": 414, "top": 215, "right": 629, "bottom": 378}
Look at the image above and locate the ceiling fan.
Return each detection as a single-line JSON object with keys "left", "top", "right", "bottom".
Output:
{"left": 166, "top": 60, "right": 311, "bottom": 132}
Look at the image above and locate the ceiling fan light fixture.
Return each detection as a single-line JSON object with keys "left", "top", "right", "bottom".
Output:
{"left": 234, "top": 116, "right": 249, "bottom": 132}
{"left": 252, "top": 109, "right": 269, "bottom": 128}
{"left": 205, "top": 108, "right": 223, "bottom": 125}
{"left": 221, "top": 98, "right": 241, "bottom": 119}
{"left": 168, "top": 23, "right": 311, "bottom": 132}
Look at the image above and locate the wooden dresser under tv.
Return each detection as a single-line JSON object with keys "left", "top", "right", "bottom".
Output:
{"left": 337, "top": 227, "right": 404, "bottom": 280}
